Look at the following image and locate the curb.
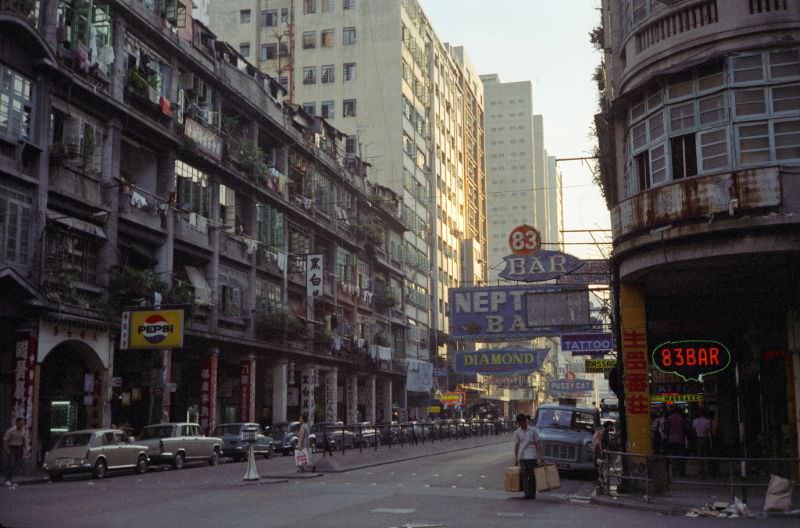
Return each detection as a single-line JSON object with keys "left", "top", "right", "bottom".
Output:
{"left": 315, "top": 436, "right": 512, "bottom": 474}
{"left": 590, "top": 493, "right": 686, "bottom": 516}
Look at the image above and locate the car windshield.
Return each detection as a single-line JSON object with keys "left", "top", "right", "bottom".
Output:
{"left": 536, "top": 409, "right": 596, "bottom": 432}
{"left": 213, "top": 425, "right": 243, "bottom": 436}
{"left": 54, "top": 433, "right": 92, "bottom": 448}
{"left": 139, "top": 426, "right": 173, "bottom": 439}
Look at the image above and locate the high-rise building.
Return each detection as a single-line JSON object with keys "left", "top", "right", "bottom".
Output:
{"left": 481, "top": 75, "right": 562, "bottom": 282}
{"left": 208, "top": 0, "right": 488, "bottom": 373}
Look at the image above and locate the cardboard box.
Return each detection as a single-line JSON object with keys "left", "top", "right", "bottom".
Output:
{"left": 504, "top": 466, "right": 521, "bottom": 492}
{"left": 535, "top": 463, "right": 561, "bottom": 492}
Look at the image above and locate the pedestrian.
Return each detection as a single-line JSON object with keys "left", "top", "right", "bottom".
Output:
{"left": 4, "top": 417, "right": 27, "bottom": 487}
{"left": 665, "top": 406, "right": 689, "bottom": 477}
{"left": 513, "top": 413, "right": 544, "bottom": 500}
{"left": 691, "top": 408, "right": 713, "bottom": 478}
{"left": 651, "top": 411, "right": 666, "bottom": 454}
{"left": 295, "top": 413, "right": 315, "bottom": 473}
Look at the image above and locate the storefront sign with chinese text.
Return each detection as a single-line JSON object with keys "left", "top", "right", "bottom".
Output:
{"left": 306, "top": 254, "right": 324, "bottom": 297}
{"left": 651, "top": 340, "right": 731, "bottom": 382}
{"left": 620, "top": 284, "right": 651, "bottom": 454}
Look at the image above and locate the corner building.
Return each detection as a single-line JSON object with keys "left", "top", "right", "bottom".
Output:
{"left": 597, "top": 0, "right": 800, "bottom": 459}
{"left": 0, "top": 0, "right": 408, "bottom": 463}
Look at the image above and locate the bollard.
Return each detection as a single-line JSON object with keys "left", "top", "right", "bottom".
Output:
{"left": 241, "top": 424, "right": 260, "bottom": 481}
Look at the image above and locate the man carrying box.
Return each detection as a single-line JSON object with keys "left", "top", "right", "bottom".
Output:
{"left": 513, "top": 413, "right": 544, "bottom": 499}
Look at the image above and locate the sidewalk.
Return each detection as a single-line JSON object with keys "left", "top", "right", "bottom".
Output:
{"left": 7, "top": 432, "right": 513, "bottom": 485}
{"left": 591, "top": 481, "right": 800, "bottom": 518}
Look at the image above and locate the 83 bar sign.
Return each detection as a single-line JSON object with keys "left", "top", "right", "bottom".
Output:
{"left": 651, "top": 339, "right": 731, "bottom": 382}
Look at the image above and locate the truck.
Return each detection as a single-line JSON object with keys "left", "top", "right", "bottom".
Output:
{"left": 137, "top": 422, "right": 222, "bottom": 469}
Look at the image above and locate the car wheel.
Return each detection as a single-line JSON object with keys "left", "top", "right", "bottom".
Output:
{"left": 208, "top": 449, "right": 219, "bottom": 466}
{"left": 264, "top": 448, "right": 273, "bottom": 459}
{"left": 48, "top": 472, "right": 63, "bottom": 482}
{"left": 173, "top": 452, "right": 185, "bottom": 470}
{"left": 136, "top": 455, "right": 148, "bottom": 474}
{"left": 93, "top": 459, "right": 107, "bottom": 479}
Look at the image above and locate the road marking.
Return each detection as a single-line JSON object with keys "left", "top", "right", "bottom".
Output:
{"left": 478, "top": 486, "right": 485, "bottom": 490}
{"left": 497, "top": 512, "right": 524, "bottom": 518}
{"left": 371, "top": 508, "right": 416, "bottom": 514}
{"left": 456, "top": 474, "right": 463, "bottom": 477}
{"left": 480, "top": 475, "right": 486, "bottom": 478}
{"left": 424, "top": 484, "right": 430, "bottom": 488}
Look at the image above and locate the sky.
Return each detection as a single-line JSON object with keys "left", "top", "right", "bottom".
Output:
{"left": 418, "top": 0, "right": 611, "bottom": 258}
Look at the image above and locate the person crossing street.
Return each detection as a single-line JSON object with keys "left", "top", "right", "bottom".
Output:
{"left": 513, "top": 413, "right": 544, "bottom": 500}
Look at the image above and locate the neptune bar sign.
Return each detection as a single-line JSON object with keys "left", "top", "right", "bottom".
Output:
{"left": 454, "top": 347, "right": 550, "bottom": 376}
{"left": 499, "top": 249, "right": 583, "bottom": 282}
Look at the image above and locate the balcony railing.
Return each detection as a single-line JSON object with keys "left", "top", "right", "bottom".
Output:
{"left": 0, "top": 0, "right": 39, "bottom": 27}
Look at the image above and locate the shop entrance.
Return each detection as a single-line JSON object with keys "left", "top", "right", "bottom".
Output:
{"left": 38, "top": 341, "right": 105, "bottom": 457}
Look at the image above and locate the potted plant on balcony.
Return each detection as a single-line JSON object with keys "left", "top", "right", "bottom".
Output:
{"left": 362, "top": 221, "right": 384, "bottom": 247}
{"left": 378, "top": 287, "right": 399, "bottom": 310}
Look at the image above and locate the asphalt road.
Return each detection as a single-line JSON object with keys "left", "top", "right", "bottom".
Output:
{"left": 0, "top": 442, "right": 795, "bottom": 528}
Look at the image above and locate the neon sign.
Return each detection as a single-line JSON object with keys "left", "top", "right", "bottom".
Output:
{"left": 651, "top": 340, "right": 731, "bottom": 382}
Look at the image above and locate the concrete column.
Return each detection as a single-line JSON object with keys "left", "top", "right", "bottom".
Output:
{"left": 324, "top": 368, "right": 338, "bottom": 423}
{"left": 155, "top": 151, "right": 177, "bottom": 282}
{"left": 199, "top": 348, "right": 219, "bottom": 435}
{"left": 240, "top": 355, "right": 256, "bottom": 422}
{"left": 346, "top": 375, "right": 358, "bottom": 425}
{"left": 209, "top": 177, "right": 221, "bottom": 332}
{"left": 301, "top": 365, "right": 316, "bottom": 425}
{"left": 161, "top": 348, "right": 172, "bottom": 422}
{"left": 377, "top": 379, "right": 392, "bottom": 424}
{"left": 365, "top": 375, "right": 376, "bottom": 424}
{"left": 272, "top": 359, "right": 288, "bottom": 423}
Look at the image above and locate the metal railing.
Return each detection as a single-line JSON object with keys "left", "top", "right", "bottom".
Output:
{"left": 310, "top": 419, "right": 514, "bottom": 457}
{"left": 600, "top": 449, "right": 800, "bottom": 504}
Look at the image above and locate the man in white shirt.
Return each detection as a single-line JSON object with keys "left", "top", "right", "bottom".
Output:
{"left": 513, "top": 413, "right": 544, "bottom": 499}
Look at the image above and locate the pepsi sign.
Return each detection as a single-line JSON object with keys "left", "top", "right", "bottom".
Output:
{"left": 121, "top": 310, "right": 184, "bottom": 349}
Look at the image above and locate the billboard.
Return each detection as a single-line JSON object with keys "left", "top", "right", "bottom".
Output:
{"left": 561, "top": 333, "right": 614, "bottom": 355}
{"left": 406, "top": 359, "right": 433, "bottom": 393}
{"left": 498, "top": 249, "right": 583, "bottom": 282}
{"left": 454, "top": 347, "right": 550, "bottom": 376}
{"left": 449, "top": 285, "right": 592, "bottom": 341}
{"left": 548, "top": 378, "right": 594, "bottom": 396}
{"left": 121, "top": 310, "right": 184, "bottom": 349}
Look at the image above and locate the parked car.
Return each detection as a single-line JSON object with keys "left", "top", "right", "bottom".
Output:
{"left": 212, "top": 423, "right": 275, "bottom": 461}
{"left": 313, "top": 422, "right": 356, "bottom": 450}
{"left": 43, "top": 429, "right": 149, "bottom": 481}
{"left": 534, "top": 404, "right": 599, "bottom": 471}
{"left": 352, "top": 421, "right": 379, "bottom": 447}
{"left": 137, "top": 422, "right": 222, "bottom": 469}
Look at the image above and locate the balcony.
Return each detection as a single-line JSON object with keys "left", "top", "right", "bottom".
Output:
{"left": 0, "top": 0, "right": 38, "bottom": 27}
{"left": 221, "top": 232, "right": 254, "bottom": 264}
{"left": 118, "top": 184, "right": 166, "bottom": 233}
{"left": 175, "top": 213, "right": 211, "bottom": 249}
{"left": 48, "top": 165, "right": 103, "bottom": 207}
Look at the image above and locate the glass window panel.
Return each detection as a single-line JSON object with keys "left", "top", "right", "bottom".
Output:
{"left": 670, "top": 102, "right": 695, "bottom": 131}
{"left": 698, "top": 62, "right": 725, "bottom": 91}
{"left": 647, "top": 87, "right": 663, "bottom": 110}
{"left": 699, "top": 94, "right": 725, "bottom": 125}
{"left": 737, "top": 122, "right": 770, "bottom": 163}
{"left": 699, "top": 128, "right": 729, "bottom": 171}
{"left": 769, "top": 49, "right": 800, "bottom": 79}
{"left": 772, "top": 84, "right": 800, "bottom": 113}
{"left": 775, "top": 120, "right": 800, "bottom": 160}
{"left": 733, "top": 54, "right": 764, "bottom": 82}
{"left": 668, "top": 73, "right": 693, "bottom": 100}
{"left": 648, "top": 111, "right": 664, "bottom": 140}
{"left": 632, "top": 122, "right": 647, "bottom": 151}
{"left": 650, "top": 143, "right": 667, "bottom": 184}
{"left": 734, "top": 89, "right": 766, "bottom": 116}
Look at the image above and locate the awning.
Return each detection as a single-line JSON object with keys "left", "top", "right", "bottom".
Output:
{"left": 47, "top": 211, "right": 107, "bottom": 239}
{"left": 185, "top": 265, "right": 212, "bottom": 305}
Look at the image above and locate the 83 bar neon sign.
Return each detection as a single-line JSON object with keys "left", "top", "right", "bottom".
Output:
{"left": 651, "top": 340, "right": 731, "bottom": 382}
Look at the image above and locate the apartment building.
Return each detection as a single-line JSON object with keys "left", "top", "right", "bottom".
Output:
{"left": 596, "top": 0, "right": 800, "bottom": 458}
{"left": 208, "top": 0, "right": 488, "bottom": 403}
{"left": 481, "top": 75, "right": 563, "bottom": 282}
{"left": 0, "top": 0, "right": 409, "bottom": 461}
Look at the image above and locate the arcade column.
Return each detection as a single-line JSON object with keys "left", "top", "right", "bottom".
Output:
{"left": 346, "top": 375, "right": 358, "bottom": 425}
{"left": 324, "top": 368, "right": 338, "bottom": 423}
{"left": 272, "top": 359, "right": 288, "bottom": 424}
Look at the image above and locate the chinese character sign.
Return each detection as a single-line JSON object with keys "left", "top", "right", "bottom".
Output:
{"left": 199, "top": 354, "right": 217, "bottom": 435}
{"left": 12, "top": 332, "right": 36, "bottom": 459}
{"left": 239, "top": 359, "right": 254, "bottom": 422}
{"left": 619, "top": 284, "right": 651, "bottom": 455}
{"left": 306, "top": 254, "right": 324, "bottom": 298}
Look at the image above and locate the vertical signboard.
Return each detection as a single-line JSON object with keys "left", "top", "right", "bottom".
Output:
{"left": 620, "top": 284, "right": 651, "bottom": 455}
{"left": 12, "top": 332, "right": 36, "bottom": 459}
{"left": 199, "top": 353, "right": 218, "bottom": 435}
{"left": 306, "top": 254, "right": 324, "bottom": 297}
{"left": 239, "top": 358, "right": 255, "bottom": 422}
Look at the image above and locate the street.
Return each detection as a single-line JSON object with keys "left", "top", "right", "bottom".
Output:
{"left": 1, "top": 441, "right": 796, "bottom": 528}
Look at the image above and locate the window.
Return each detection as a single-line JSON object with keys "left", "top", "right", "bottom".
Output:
{"left": 321, "top": 100, "right": 335, "bottom": 119}
{"left": 46, "top": 228, "right": 99, "bottom": 285}
{"left": 345, "top": 135, "right": 357, "bottom": 154}
{"left": 0, "top": 64, "right": 33, "bottom": 140}
{"left": 261, "top": 9, "right": 278, "bottom": 27}
{"left": 735, "top": 88, "right": 766, "bottom": 116}
{"left": 772, "top": 84, "right": 800, "bottom": 113}
{"left": 256, "top": 202, "right": 284, "bottom": 249}
{"left": 303, "top": 66, "right": 316, "bottom": 85}
{"left": 737, "top": 122, "right": 770, "bottom": 163}
{"left": 0, "top": 185, "right": 32, "bottom": 267}
{"left": 302, "top": 102, "right": 316, "bottom": 115}
{"left": 303, "top": 31, "right": 316, "bottom": 49}
{"left": 670, "top": 134, "right": 697, "bottom": 180}
{"left": 343, "top": 27, "right": 356, "bottom": 45}
{"left": 239, "top": 43, "right": 250, "bottom": 58}
{"left": 635, "top": 151, "right": 650, "bottom": 191}
{"left": 648, "top": 112, "right": 664, "bottom": 140}
{"left": 321, "top": 29, "right": 335, "bottom": 47}
{"left": 699, "top": 94, "right": 725, "bottom": 125}
{"left": 343, "top": 62, "right": 356, "bottom": 81}
{"left": 774, "top": 120, "right": 800, "bottom": 160}
{"left": 733, "top": 54, "right": 764, "bottom": 83}
{"left": 303, "top": 0, "right": 316, "bottom": 14}
{"left": 279, "top": 76, "right": 288, "bottom": 90}
{"left": 344, "top": 0, "right": 355, "bottom": 9}
{"left": 321, "top": 0, "right": 333, "bottom": 12}
{"left": 670, "top": 101, "right": 695, "bottom": 131}
{"left": 240, "top": 9, "right": 251, "bottom": 23}
{"left": 321, "top": 64, "right": 335, "bottom": 83}
{"left": 770, "top": 49, "right": 800, "bottom": 79}
{"left": 175, "top": 160, "right": 211, "bottom": 220}
{"left": 667, "top": 72, "right": 693, "bottom": 100}
{"left": 281, "top": 7, "right": 289, "bottom": 24}
{"left": 261, "top": 43, "right": 277, "bottom": 61}
{"left": 631, "top": 122, "right": 647, "bottom": 151}
{"left": 279, "top": 42, "right": 289, "bottom": 57}
{"left": 698, "top": 62, "right": 725, "bottom": 92}
{"left": 699, "top": 128, "right": 729, "bottom": 171}
{"left": 343, "top": 98, "right": 356, "bottom": 117}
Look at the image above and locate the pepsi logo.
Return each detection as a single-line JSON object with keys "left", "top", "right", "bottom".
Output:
{"left": 137, "top": 315, "right": 174, "bottom": 344}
